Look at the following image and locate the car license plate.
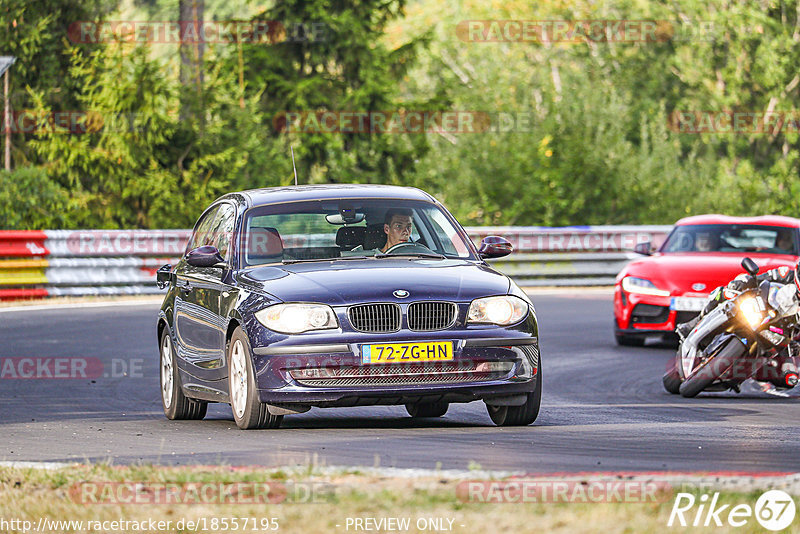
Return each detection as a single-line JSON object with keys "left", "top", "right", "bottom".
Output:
{"left": 361, "top": 341, "right": 453, "bottom": 364}
{"left": 670, "top": 297, "right": 706, "bottom": 312}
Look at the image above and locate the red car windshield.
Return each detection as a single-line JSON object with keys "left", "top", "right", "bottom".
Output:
{"left": 661, "top": 224, "right": 798, "bottom": 255}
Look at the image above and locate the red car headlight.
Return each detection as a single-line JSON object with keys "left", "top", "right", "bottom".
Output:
{"left": 621, "top": 276, "right": 670, "bottom": 297}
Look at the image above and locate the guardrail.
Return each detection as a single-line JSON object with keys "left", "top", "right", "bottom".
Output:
{"left": 0, "top": 226, "right": 672, "bottom": 300}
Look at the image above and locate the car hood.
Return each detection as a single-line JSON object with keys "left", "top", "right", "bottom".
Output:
{"left": 619, "top": 252, "right": 798, "bottom": 295}
{"left": 237, "top": 258, "right": 511, "bottom": 304}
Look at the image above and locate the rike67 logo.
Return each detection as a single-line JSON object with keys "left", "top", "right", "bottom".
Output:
{"left": 668, "top": 490, "right": 796, "bottom": 531}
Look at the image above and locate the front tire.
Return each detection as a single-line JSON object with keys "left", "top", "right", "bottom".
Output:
{"left": 487, "top": 366, "right": 542, "bottom": 426}
{"left": 228, "top": 327, "right": 283, "bottom": 430}
{"left": 160, "top": 328, "right": 207, "bottom": 420}
{"left": 406, "top": 401, "right": 449, "bottom": 418}
{"left": 615, "top": 333, "right": 645, "bottom": 347}
{"left": 679, "top": 337, "right": 746, "bottom": 398}
{"left": 662, "top": 353, "right": 682, "bottom": 394}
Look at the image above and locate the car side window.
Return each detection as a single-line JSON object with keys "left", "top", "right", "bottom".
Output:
{"left": 187, "top": 205, "right": 221, "bottom": 253}
{"left": 210, "top": 203, "right": 237, "bottom": 260}
{"left": 424, "top": 207, "right": 470, "bottom": 257}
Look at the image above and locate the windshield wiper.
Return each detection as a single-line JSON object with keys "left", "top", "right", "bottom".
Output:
{"left": 282, "top": 256, "right": 370, "bottom": 264}
{"left": 374, "top": 252, "right": 446, "bottom": 260}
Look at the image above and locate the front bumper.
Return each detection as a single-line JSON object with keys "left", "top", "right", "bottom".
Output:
{"left": 250, "top": 336, "right": 539, "bottom": 407}
{"left": 614, "top": 286, "right": 702, "bottom": 336}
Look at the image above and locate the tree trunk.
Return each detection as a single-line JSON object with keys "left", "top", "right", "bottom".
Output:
{"left": 179, "top": 0, "right": 204, "bottom": 119}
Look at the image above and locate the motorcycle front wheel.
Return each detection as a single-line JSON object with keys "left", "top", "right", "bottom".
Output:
{"left": 679, "top": 337, "right": 747, "bottom": 398}
{"left": 662, "top": 353, "right": 682, "bottom": 394}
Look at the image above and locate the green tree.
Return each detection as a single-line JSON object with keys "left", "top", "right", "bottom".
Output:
{"left": 0, "top": 167, "right": 69, "bottom": 229}
{"left": 237, "top": 0, "right": 434, "bottom": 184}
{"left": 0, "top": 0, "right": 114, "bottom": 166}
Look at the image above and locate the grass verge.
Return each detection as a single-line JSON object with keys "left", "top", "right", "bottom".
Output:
{"left": 1, "top": 465, "right": 797, "bottom": 533}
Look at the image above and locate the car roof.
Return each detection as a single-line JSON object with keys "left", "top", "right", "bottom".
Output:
{"left": 675, "top": 214, "right": 800, "bottom": 228}
{"left": 226, "top": 184, "right": 436, "bottom": 208}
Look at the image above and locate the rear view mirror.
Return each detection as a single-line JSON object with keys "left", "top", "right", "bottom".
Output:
{"left": 479, "top": 236, "right": 513, "bottom": 259}
{"left": 326, "top": 212, "right": 365, "bottom": 225}
{"left": 741, "top": 257, "right": 759, "bottom": 276}
{"left": 186, "top": 245, "right": 225, "bottom": 268}
{"left": 633, "top": 242, "right": 652, "bottom": 255}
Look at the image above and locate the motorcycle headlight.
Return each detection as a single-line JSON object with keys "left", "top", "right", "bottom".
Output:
{"left": 468, "top": 296, "right": 528, "bottom": 326}
{"left": 255, "top": 303, "right": 338, "bottom": 334}
{"left": 738, "top": 297, "right": 765, "bottom": 330}
{"left": 621, "top": 276, "right": 670, "bottom": 297}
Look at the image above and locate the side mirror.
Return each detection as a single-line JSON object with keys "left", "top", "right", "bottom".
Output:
{"left": 741, "top": 257, "right": 759, "bottom": 276}
{"left": 479, "top": 236, "right": 513, "bottom": 259}
{"left": 633, "top": 241, "right": 652, "bottom": 255}
{"left": 156, "top": 264, "right": 173, "bottom": 289}
{"left": 186, "top": 245, "right": 225, "bottom": 268}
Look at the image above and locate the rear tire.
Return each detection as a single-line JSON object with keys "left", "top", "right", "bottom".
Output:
{"left": 679, "top": 337, "right": 746, "bottom": 398}
{"left": 487, "top": 365, "right": 542, "bottom": 426}
{"left": 228, "top": 327, "right": 283, "bottom": 430}
{"left": 406, "top": 401, "right": 449, "bottom": 418}
{"left": 160, "top": 328, "right": 207, "bottom": 420}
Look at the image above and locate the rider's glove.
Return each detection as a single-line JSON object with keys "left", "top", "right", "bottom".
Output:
{"left": 727, "top": 275, "right": 747, "bottom": 292}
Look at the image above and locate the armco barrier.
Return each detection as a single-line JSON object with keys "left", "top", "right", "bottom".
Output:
{"left": 0, "top": 226, "right": 671, "bottom": 300}
{"left": 470, "top": 225, "right": 672, "bottom": 287}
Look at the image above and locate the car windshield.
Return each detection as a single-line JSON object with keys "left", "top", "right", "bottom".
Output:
{"left": 240, "top": 199, "right": 475, "bottom": 266}
{"left": 661, "top": 224, "right": 798, "bottom": 255}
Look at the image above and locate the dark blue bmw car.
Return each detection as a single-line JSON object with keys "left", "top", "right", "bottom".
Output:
{"left": 156, "top": 185, "right": 540, "bottom": 429}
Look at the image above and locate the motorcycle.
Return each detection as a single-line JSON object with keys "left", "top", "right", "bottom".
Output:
{"left": 663, "top": 257, "right": 800, "bottom": 398}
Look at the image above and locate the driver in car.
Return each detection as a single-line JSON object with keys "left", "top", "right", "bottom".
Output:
{"left": 694, "top": 231, "right": 717, "bottom": 252}
{"left": 381, "top": 209, "right": 414, "bottom": 253}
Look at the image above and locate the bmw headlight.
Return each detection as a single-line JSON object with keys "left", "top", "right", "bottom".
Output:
{"left": 468, "top": 296, "right": 528, "bottom": 326}
{"left": 738, "top": 296, "right": 765, "bottom": 330}
{"left": 621, "top": 276, "right": 670, "bottom": 297}
{"left": 255, "top": 303, "right": 338, "bottom": 334}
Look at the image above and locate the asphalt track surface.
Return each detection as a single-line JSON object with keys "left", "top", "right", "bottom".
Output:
{"left": 2, "top": 293, "right": 800, "bottom": 472}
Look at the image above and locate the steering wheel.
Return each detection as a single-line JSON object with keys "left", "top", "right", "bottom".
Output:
{"left": 383, "top": 241, "right": 433, "bottom": 255}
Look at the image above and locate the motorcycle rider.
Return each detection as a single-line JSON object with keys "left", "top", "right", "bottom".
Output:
{"left": 677, "top": 261, "right": 798, "bottom": 339}
{"left": 675, "top": 259, "right": 800, "bottom": 390}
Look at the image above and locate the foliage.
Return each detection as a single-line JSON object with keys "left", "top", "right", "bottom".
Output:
{"left": 0, "top": 167, "right": 69, "bottom": 229}
{"left": 3, "top": 0, "right": 800, "bottom": 228}
{"left": 0, "top": 0, "right": 114, "bottom": 166}
{"left": 236, "top": 0, "right": 433, "bottom": 184}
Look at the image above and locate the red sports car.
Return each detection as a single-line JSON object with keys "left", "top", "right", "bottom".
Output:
{"left": 614, "top": 214, "right": 800, "bottom": 346}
